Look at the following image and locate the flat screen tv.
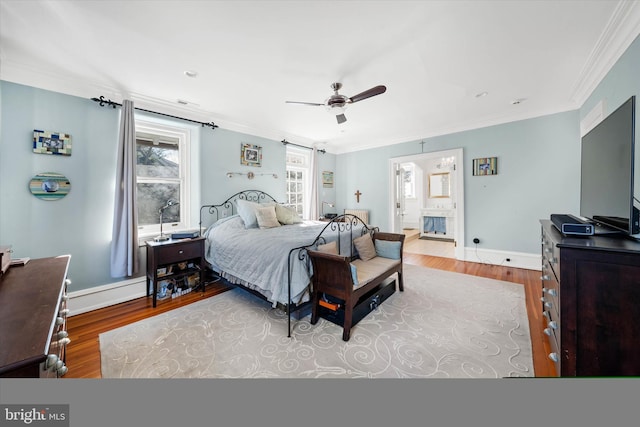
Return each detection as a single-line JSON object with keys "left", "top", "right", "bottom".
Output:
{"left": 580, "top": 95, "right": 639, "bottom": 238}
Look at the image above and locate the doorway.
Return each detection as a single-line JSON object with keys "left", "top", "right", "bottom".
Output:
{"left": 388, "top": 148, "right": 464, "bottom": 260}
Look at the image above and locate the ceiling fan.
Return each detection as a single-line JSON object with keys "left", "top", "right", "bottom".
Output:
{"left": 286, "top": 82, "right": 387, "bottom": 124}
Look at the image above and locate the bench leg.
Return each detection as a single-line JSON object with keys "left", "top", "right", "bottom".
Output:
{"left": 342, "top": 302, "right": 353, "bottom": 341}
{"left": 398, "top": 270, "right": 404, "bottom": 292}
{"left": 310, "top": 292, "right": 319, "bottom": 325}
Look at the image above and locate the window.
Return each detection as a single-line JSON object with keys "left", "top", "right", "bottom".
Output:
{"left": 285, "top": 146, "right": 310, "bottom": 218}
{"left": 401, "top": 162, "right": 415, "bottom": 199}
{"left": 135, "top": 120, "right": 190, "bottom": 236}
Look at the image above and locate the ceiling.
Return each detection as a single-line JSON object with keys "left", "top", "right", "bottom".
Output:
{"left": 2, "top": 1, "right": 640, "bottom": 154}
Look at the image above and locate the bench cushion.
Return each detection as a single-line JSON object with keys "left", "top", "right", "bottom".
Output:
{"left": 351, "top": 256, "right": 400, "bottom": 290}
{"left": 353, "top": 233, "right": 377, "bottom": 261}
{"left": 374, "top": 239, "right": 402, "bottom": 259}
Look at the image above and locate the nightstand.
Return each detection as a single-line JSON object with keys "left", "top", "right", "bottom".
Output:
{"left": 146, "top": 237, "right": 205, "bottom": 307}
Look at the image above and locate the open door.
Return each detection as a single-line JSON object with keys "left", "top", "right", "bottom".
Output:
{"left": 392, "top": 163, "right": 406, "bottom": 233}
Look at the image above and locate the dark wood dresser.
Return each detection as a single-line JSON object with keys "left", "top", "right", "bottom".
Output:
{"left": 540, "top": 220, "right": 640, "bottom": 376}
{"left": 0, "top": 255, "right": 71, "bottom": 378}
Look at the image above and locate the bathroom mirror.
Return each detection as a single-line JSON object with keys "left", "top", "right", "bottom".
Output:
{"left": 428, "top": 172, "right": 450, "bottom": 198}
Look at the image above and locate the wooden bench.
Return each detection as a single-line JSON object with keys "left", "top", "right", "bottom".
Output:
{"left": 307, "top": 231, "right": 405, "bottom": 341}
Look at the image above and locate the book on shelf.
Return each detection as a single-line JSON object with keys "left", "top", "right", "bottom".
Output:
{"left": 171, "top": 230, "right": 200, "bottom": 239}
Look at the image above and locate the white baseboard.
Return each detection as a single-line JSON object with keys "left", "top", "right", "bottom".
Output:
{"left": 463, "top": 247, "right": 541, "bottom": 271}
{"left": 67, "top": 248, "right": 540, "bottom": 317}
{"left": 67, "top": 277, "right": 147, "bottom": 316}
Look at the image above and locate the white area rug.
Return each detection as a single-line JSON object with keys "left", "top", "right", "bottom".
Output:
{"left": 99, "top": 264, "right": 534, "bottom": 378}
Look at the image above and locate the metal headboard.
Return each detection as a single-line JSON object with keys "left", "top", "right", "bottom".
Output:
{"left": 199, "top": 190, "right": 280, "bottom": 234}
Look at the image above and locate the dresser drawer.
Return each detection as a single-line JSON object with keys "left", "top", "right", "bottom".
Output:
{"left": 156, "top": 241, "right": 202, "bottom": 265}
{"left": 543, "top": 316, "right": 561, "bottom": 376}
{"left": 541, "top": 260, "right": 559, "bottom": 319}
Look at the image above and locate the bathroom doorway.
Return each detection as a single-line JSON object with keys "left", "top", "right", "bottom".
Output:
{"left": 388, "top": 148, "right": 464, "bottom": 260}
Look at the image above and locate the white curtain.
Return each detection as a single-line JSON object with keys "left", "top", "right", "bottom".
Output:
{"left": 308, "top": 146, "right": 319, "bottom": 220}
{"left": 110, "top": 100, "right": 139, "bottom": 278}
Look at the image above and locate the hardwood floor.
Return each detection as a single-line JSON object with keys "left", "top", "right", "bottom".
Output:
{"left": 64, "top": 254, "right": 555, "bottom": 378}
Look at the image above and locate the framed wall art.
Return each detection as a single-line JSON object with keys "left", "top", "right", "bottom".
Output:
{"left": 472, "top": 157, "right": 498, "bottom": 176}
{"left": 322, "top": 171, "right": 334, "bottom": 188}
{"left": 33, "top": 130, "right": 72, "bottom": 156}
{"left": 241, "top": 143, "right": 262, "bottom": 167}
{"left": 29, "top": 172, "right": 71, "bottom": 200}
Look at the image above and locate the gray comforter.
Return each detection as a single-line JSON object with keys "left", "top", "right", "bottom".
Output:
{"left": 203, "top": 215, "right": 329, "bottom": 306}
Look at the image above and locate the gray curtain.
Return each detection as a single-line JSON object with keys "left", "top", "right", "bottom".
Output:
{"left": 308, "top": 146, "right": 319, "bottom": 220}
{"left": 110, "top": 100, "right": 139, "bottom": 278}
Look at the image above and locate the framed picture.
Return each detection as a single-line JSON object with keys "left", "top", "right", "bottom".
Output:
{"left": 33, "top": 130, "right": 72, "bottom": 156}
{"left": 472, "top": 157, "right": 498, "bottom": 176}
{"left": 29, "top": 172, "right": 71, "bottom": 200}
{"left": 322, "top": 171, "right": 334, "bottom": 188}
{"left": 241, "top": 143, "right": 262, "bottom": 167}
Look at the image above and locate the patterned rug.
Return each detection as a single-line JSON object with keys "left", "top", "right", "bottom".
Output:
{"left": 99, "top": 264, "right": 534, "bottom": 378}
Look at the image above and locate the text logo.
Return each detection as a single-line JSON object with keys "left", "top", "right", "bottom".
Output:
{"left": 1, "top": 405, "right": 68, "bottom": 426}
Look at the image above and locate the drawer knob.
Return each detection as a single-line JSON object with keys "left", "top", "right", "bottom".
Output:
{"left": 543, "top": 327, "right": 552, "bottom": 336}
{"left": 548, "top": 352, "right": 559, "bottom": 362}
{"left": 544, "top": 301, "right": 553, "bottom": 309}
{"left": 57, "top": 365, "right": 68, "bottom": 377}
{"left": 546, "top": 288, "right": 557, "bottom": 297}
{"left": 178, "top": 250, "right": 184, "bottom": 254}
{"left": 541, "top": 274, "right": 550, "bottom": 281}
{"left": 45, "top": 354, "right": 59, "bottom": 370}
{"left": 548, "top": 320, "right": 558, "bottom": 330}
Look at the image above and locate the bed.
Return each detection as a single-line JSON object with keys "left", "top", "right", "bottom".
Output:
{"left": 199, "top": 190, "right": 372, "bottom": 336}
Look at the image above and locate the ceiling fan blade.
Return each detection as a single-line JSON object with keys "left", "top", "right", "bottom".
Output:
{"left": 349, "top": 85, "right": 387, "bottom": 103}
{"left": 285, "top": 101, "right": 323, "bottom": 106}
{"left": 336, "top": 113, "right": 347, "bottom": 124}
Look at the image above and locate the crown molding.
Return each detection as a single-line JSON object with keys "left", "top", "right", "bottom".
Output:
{"left": 569, "top": 0, "right": 640, "bottom": 105}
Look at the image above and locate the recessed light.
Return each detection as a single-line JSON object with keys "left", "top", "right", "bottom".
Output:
{"left": 511, "top": 98, "right": 527, "bottom": 105}
{"left": 177, "top": 99, "right": 189, "bottom": 105}
{"left": 475, "top": 91, "right": 488, "bottom": 98}
{"left": 184, "top": 70, "right": 198, "bottom": 78}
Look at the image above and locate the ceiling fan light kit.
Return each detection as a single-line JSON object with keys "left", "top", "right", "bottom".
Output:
{"left": 286, "top": 82, "right": 386, "bottom": 124}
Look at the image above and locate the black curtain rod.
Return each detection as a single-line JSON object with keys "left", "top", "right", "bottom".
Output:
{"left": 91, "top": 96, "right": 218, "bottom": 130}
{"left": 281, "top": 139, "right": 325, "bottom": 154}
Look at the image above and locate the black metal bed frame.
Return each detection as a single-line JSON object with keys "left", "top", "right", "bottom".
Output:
{"left": 199, "top": 190, "right": 376, "bottom": 337}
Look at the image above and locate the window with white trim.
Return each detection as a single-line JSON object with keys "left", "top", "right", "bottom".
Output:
{"left": 285, "top": 146, "right": 310, "bottom": 219}
{"left": 135, "top": 120, "right": 191, "bottom": 237}
{"left": 401, "top": 162, "right": 415, "bottom": 199}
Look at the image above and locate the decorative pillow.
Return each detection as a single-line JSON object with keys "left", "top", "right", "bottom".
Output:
{"left": 350, "top": 263, "right": 359, "bottom": 285}
{"left": 275, "top": 204, "right": 302, "bottom": 225}
{"left": 236, "top": 199, "right": 261, "bottom": 228}
{"left": 255, "top": 205, "right": 281, "bottom": 229}
{"left": 316, "top": 241, "right": 338, "bottom": 254}
{"left": 353, "top": 233, "right": 377, "bottom": 261}
{"left": 375, "top": 239, "right": 402, "bottom": 260}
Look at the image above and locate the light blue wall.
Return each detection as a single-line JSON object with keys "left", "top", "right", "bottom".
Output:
{"left": 0, "top": 81, "right": 121, "bottom": 292}
{"left": 199, "top": 128, "right": 336, "bottom": 223}
{"left": 337, "top": 110, "right": 581, "bottom": 254}
{"left": 0, "top": 81, "right": 335, "bottom": 292}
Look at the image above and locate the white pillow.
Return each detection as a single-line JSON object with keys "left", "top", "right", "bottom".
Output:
{"left": 275, "top": 204, "right": 302, "bottom": 225}
{"left": 255, "top": 205, "right": 281, "bottom": 229}
{"left": 236, "top": 199, "right": 261, "bottom": 228}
